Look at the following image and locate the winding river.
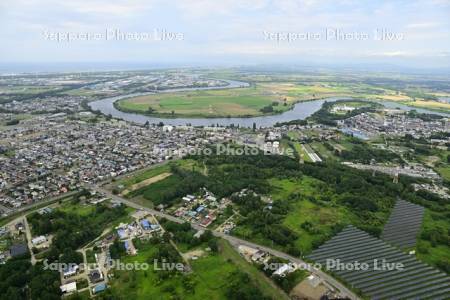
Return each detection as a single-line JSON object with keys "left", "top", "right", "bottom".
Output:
{"left": 89, "top": 80, "right": 450, "bottom": 127}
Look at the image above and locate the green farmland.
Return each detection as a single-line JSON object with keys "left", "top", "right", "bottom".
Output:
{"left": 115, "top": 85, "right": 293, "bottom": 118}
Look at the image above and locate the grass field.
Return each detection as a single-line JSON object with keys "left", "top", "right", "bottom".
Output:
{"left": 125, "top": 173, "right": 187, "bottom": 208}
{"left": 122, "top": 172, "right": 172, "bottom": 196}
{"left": 115, "top": 78, "right": 450, "bottom": 117}
{"left": 59, "top": 201, "right": 96, "bottom": 216}
{"left": 115, "top": 81, "right": 368, "bottom": 118}
{"left": 436, "top": 165, "right": 450, "bottom": 181}
{"left": 116, "top": 160, "right": 205, "bottom": 208}
{"left": 270, "top": 177, "right": 354, "bottom": 254}
{"left": 310, "top": 142, "right": 334, "bottom": 161}
{"left": 116, "top": 85, "right": 290, "bottom": 117}
{"left": 66, "top": 290, "right": 91, "bottom": 300}
{"left": 218, "top": 240, "right": 290, "bottom": 299}
{"left": 256, "top": 82, "right": 353, "bottom": 102}
{"left": 292, "top": 142, "right": 313, "bottom": 162}
{"left": 417, "top": 210, "right": 450, "bottom": 268}
{"left": 86, "top": 249, "right": 97, "bottom": 264}
{"left": 117, "top": 160, "right": 196, "bottom": 191}
{"left": 108, "top": 239, "right": 285, "bottom": 299}
{"left": 233, "top": 176, "right": 357, "bottom": 254}
{"left": 119, "top": 164, "right": 173, "bottom": 188}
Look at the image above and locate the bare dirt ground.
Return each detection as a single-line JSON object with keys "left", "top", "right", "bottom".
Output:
{"left": 182, "top": 249, "right": 206, "bottom": 260}
{"left": 121, "top": 172, "right": 172, "bottom": 196}
{"left": 290, "top": 279, "right": 328, "bottom": 300}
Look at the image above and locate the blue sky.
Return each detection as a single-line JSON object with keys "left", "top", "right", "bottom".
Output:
{"left": 0, "top": 0, "right": 449, "bottom": 69}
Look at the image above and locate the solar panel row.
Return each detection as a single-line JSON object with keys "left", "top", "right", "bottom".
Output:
{"left": 307, "top": 226, "right": 450, "bottom": 300}
{"left": 381, "top": 200, "right": 425, "bottom": 249}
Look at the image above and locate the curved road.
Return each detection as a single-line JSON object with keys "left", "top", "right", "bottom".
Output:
{"left": 89, "top": 184, "right": 360, "bottom": 300}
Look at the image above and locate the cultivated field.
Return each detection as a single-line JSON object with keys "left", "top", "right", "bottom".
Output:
{"left": 405, "top": 99, "right": 450, "bottom": 112}
{"left": 116, "top": 77, "right": 450, "bottom": 118}
{"left": 115, "top": 81, "right": 376, "bottom": 118}
{"left": 116, "top": 85, "right": 292, "bottom": 117}
{"left": 120, "top": 172, "right": 172, "bottom": 196}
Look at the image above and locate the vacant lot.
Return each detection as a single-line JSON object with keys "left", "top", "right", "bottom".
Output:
{"left": 121, "top": 172, "right": 172, "bottom": 196}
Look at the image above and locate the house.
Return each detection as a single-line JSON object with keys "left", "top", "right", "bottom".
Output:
{"left": 206, "top": 195, "right": 217, "bottom": 202}
{"left": 182, "top": 196, "right": 192, "bottom": 202}
{"left": 60, "top": 282, "right": 77, "bottom": 293}
{"left": 9, "top": 244, "right": 28, "bottom": 257}
{"left": 149, "top": 224, "right": 160, "bottom": 231}
{"left": 196, "top": 205, "right": 206, "bottom": 214}
{"left": 117, "top": 228, "right": 127, "bottom": 239}
{"left": 32, "top": 235, "right": 47, "bottom": 245}
{"left": 38, "top": 207, "right": 53, "bottom": 215}
{"left": 251, "top": 250, "right": 266, "bottom": 262}
{"left": 111, "top": 201, "right": 122, "bottom": 208}
{"left": 273, "top": 264, "right": 295, "bottom": 277}
{"left": 140, "top": 219, "right": 151, "bottom": 231}
{"left": 199, "top": 216, "right": 214, "bottom": 227}
{"left": 238, "top": 245, "right": 259, "bottom": 256}
{"left": 90, "top": 197, "right": 108, "bottom": 205}
{"left": 15, "top": 222, "right": 24, "bottom": 231}
{"left": 63, "top": 265, "right": 79, "bottom": 278}
{"left": 0, "top": 227, "right": 8, "bottom": 237}
{"left": 88, "top": 269, "right": 104, "bottom": 283}
{"left": 92, "top": 283, "right": 107, "bottom": 294}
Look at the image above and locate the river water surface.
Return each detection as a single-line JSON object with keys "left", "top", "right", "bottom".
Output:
{"left": 88, "top": 80, "right": 450, "bottom": 127}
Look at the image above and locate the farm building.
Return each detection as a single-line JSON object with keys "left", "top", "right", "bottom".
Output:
{"left": 60, "top": 282, "right": 77, "bottom": 293}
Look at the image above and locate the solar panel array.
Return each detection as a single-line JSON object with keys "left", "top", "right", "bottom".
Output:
{"left": 307, "top": 226, "right": 450, "bottom": 300}
{"left": 382, "top": 200, "right": 425, "bottom": 249}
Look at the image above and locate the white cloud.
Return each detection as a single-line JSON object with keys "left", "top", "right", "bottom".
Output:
{"left": 0, "top": 0, "right": 449, "bottom": 67}
{"left": 173, "top": 0, "right": 269, "bottom": 18}
{"left": 60, "top": 0, "right": 155, "bottom": 17}
{"left": 405, "top": 22, "right": 441, "bottom": 29}
{"left": 2, "top": 0, "right": 156, "bottom": 18}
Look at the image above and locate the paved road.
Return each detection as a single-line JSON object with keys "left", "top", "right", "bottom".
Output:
{"left": 89, "top": 184, "right": 360, "bottom": 300}
{"left": 23, "top": 217, "right": 37, "bottom": 265}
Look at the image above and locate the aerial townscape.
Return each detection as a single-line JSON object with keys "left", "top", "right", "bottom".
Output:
{"left": 1, "top": 67, "right": 450, "bottom": 300}
{"left": 1, "top": 0, "right": 450, "bottom": 300}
